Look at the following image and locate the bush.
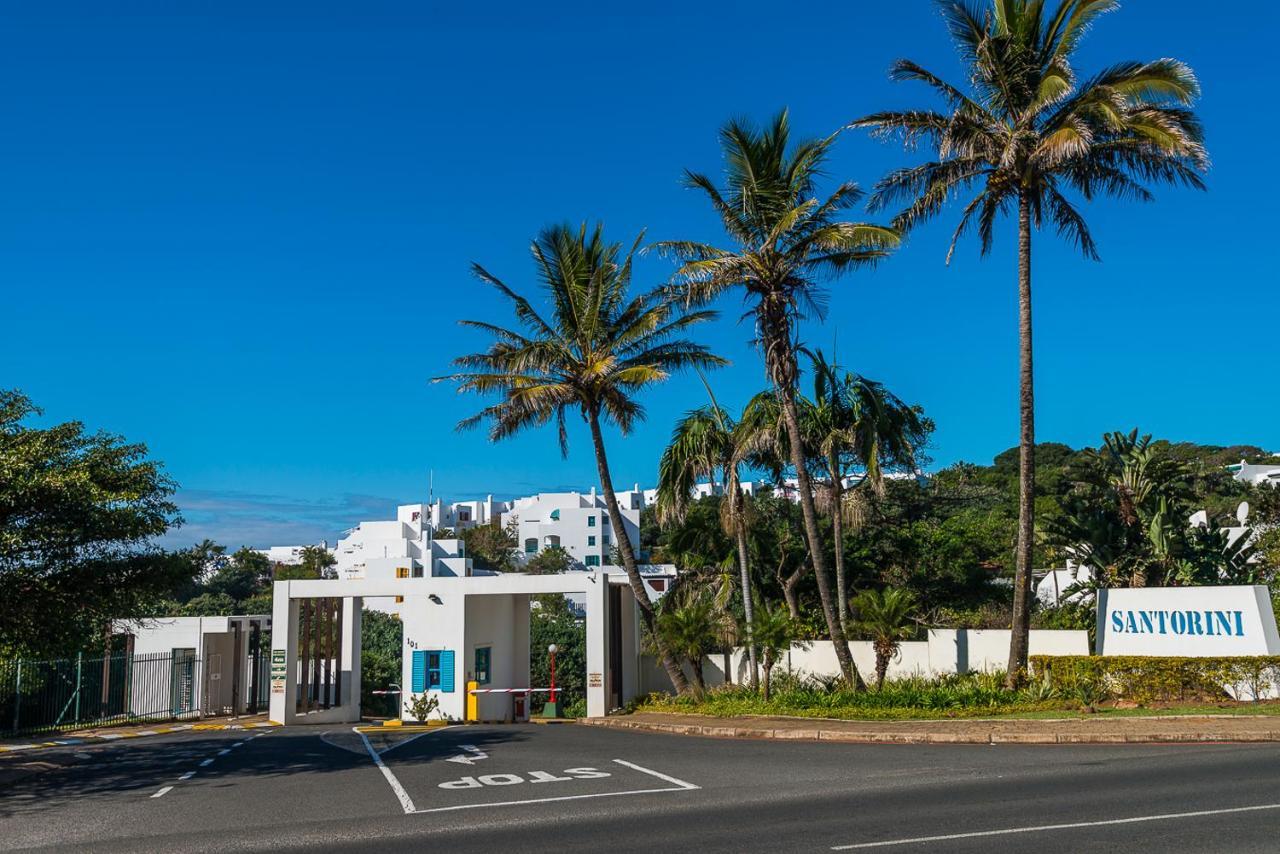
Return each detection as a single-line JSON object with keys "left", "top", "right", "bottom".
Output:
{"left": 1030, "top": 655, "right": 1280, "bottom": 704}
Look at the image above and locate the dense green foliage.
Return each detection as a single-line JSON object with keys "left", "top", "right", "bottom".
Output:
{"left": 361, "top": 610, "right": 404, "bottom": 717}
{"left": 0, "top": 390, "right": 198, "bottom": 657}
{"left": 529, "top": 596, "right": 586, "bottom": 713}
{"left": 1031, "top": 655, "right": 1280, "bottom": 704}
{"left": 460, "top": 520, "right": 519, "bottom": 573}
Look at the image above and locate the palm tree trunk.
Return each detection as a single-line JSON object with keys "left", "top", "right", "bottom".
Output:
{"left": 730, "top": 472, "right": 759, "bottom": 691}
{"left": 1006, "top": 190, "right": 1036, "bottom": 689}
{"left": 829, "top": 453, "right": 848, "bottom": 633}
{"left": 586, "top": 407, "right": 691, "bottom": 696}
{"left": 777, "top": 390, "right": 864, "bottom": 691}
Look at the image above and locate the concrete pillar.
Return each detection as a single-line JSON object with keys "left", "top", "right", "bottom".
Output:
{"left": 341, "top": 596, "right": 362, "bottom": 721}
{"left": 268, "top": 582, "right": 299, "bottom": 724}
{"left": 585, "top": 573, "right": 608, "bottom": 717}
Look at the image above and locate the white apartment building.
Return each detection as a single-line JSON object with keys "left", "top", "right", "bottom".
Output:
{"left": 1230, "top": 459, "right": 1280, "bottom": 487}
{"left": 256, "top": 542, "right": 331, "bottom": 566}
{"left": 427, "top": 495, "right": 505, "bottom": 532}
{"left": 503, "top": 488, "right": 642, "bottom": 567}
{"left": 331, "top": 503, "right": 474, "bottom": 613}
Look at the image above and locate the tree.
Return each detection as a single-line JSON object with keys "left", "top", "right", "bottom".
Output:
{"left": 0, "top": 390, "right": 196, "bottom": 657}
{"left": 299, "top": 545, "right": 336, "bottom": 579}
{"left": 751, "top": 601, "right": 802, "bottom": 701}
{"left": 850, "top": 588, "right": 919, "bottom": 689}
{"left": 853, "top": 0, "right": 1207, "bottom": 685}
{"left": 442, "top": 222, "right": 725, "bottom": 695}
{"left": 361, "top": 610, "right": 403, "bottom": 717}
{"left": 461, "top": 519, "right": 519, "bottom": 573}
{"left": 206, "top": 547, "right": 270, "bottom": 603}
{"left": 661, "top": 111, "right": 900, "bottom": 689}
{"left": 655, "top": 385, "right": 759, "bottom": 689}
{"left": 804, "top": 350, "right": 928, "bottom": 632}
{"left": 524, "top": 545, "right": 577, "bottom": 575}
{"left": 655, "top": 590, "right": 718, "bottom": 696}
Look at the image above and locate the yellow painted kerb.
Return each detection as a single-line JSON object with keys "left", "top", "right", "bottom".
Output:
{"left": 465, "top": 680, "right": 478, "bottom": 722}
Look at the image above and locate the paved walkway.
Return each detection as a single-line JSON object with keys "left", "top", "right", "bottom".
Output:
{"left": 0, "top": 714, "right": 278, "bottom": 754}
{"left": 580, "top": 711, "right": 1280, "bottom": 744}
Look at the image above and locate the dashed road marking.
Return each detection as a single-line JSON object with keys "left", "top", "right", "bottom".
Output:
{"left": 199, "top": 758, "right": 214, "bottom": 767}
{"left": 179, "top": 771, "right": 195, "bottom": 781}
{"left": 150, "top": 786, "right": 173, "bottom": 799}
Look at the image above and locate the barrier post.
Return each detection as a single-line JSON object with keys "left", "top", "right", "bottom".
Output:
{"left": 465, "top": 680, "right": 478, "bottom": 723}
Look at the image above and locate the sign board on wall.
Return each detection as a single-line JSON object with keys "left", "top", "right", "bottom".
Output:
{"left": 1096, "top": 585, "right": 1280, "bottom": 656}
{"left": 270, "top": 649, "right": 287, "bottom": 694}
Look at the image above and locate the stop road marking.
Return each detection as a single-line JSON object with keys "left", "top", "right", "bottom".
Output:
{"left": 440, "top": 768, "right": 611, "bottom": 789}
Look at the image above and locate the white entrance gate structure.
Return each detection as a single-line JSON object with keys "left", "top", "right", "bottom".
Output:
{"left": 269, "top": 572, "right": 627, "bottom": 725}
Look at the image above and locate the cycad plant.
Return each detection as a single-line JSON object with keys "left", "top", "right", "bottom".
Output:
{"left": 442, "top": 222, "right": 725, "bottom": 695}
{"left": 853, "top": 0, "right": 1208, "bottom": 684}
{"left": 659, "top": 111, "right": 900, "bottom": 689}
{"left": 751, "top": 600, "right": 802, "bottom": 701}
{"left": 849, "top": 587, "right": 920, "bottom": 689}
{"left": 656, "top": 588, "right": 719, "bottom": 697}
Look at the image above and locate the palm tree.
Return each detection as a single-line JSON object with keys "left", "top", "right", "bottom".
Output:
{"left": 659, "top": 111, "right": 900, "bottom": 689}
{"left": 806, "top": 350, "right": 928, "bottom": 632}
{"left": 849, "top": 588, "right": 919, "bottom": 689}
{"left": 852, "top": 0, "right": 1207, "bottom": 685}
{"left": 751, "top": 600, "right": 802, "bottom": 701}
{"left": 656, "top": 589, "right": 719, "bottom": 697}
{"left": 655, "top": 382, "right": 760, "bottom": 689}
{"left": 441, "top": 222, "right": 726, "bottom": 696}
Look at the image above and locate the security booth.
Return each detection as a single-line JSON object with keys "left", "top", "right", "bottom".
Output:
{"left": 268, "top": 571, "right": 657, "bottom": 726}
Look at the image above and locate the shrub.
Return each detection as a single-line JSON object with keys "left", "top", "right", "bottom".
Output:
{"left": 404, "top": 693, "right": 440, "bottom": 722}
{"left": 1030, "top": 655, "right": 1280, "bottom": 704}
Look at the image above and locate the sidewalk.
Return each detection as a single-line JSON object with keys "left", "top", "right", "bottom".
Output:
{"left": 580, "top": 712, "right": 1280, "bottom": 744}
{"left": 0, "top": 714, "right": 279, "bottom": 754}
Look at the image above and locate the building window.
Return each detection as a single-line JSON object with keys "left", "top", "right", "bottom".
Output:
{"left": 588, "top": 515, "right": 596, "bottom": 527}
{"left": 588, "top": 535, "right": 596, "bottom": 546}
{"left": 474, "top": 647, "right": 491, "bottom": 685}
{"left": 550, "top": 509, "right": 560, "bottom": 520}
{"left": 525, "top": 538, "right": 538, "bottom": 554}
{"left": 394, "top": 595, "right": 405, "bottom": 604}
{"left": 585, "top": 555, "right": 600, "bottom": 567}
{"left": 412, "top": 649, "right": 456, "bottom": 693}
{"left": 647, "top": 579, "right": 666, "bottom": 592}
{"left": 602, "top": 533, "right": 610, "bottom": 546}
{"left": 396, "top": 567, "right": 409, "bottom": 579}
{"left": 458, "top": 509, "right": 470, "bottom": 522}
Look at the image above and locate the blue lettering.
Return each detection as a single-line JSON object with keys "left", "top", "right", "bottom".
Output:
{"left": 1213, "top": 612, "right": 1233, "bottom": 635}
{"left": 1139, "top": 612, "right": 1155, "bottom": 633}
{"left": 1111, "top": 611, "right": 1124, "bottom": 633}
{"left": 1125, "top": 612, "right": 1139, "bottom": 634}
{"left": 1233, "top": 611, "right": 1244, "bottom": 636}
{"left": 1189, "top": 611, "right": 1205, "bottom": 635}
{"left": 1171, "top": 611, "right": 1187, "bottom": 634}
{"left": 1156, "top": 611, "right": 1167, "bottom": 633}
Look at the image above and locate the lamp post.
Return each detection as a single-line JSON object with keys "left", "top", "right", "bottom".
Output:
{"left": 543, "top": 643, "right": 559, "bottom": 718}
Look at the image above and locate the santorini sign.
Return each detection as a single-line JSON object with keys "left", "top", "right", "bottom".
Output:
{"left": 1096, "top": 585, "right": 1280, "bottom": 656}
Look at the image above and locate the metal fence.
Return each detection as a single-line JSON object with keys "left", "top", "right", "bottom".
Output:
{"left": 1, "top": 651, "right": 208, "bottom": 737}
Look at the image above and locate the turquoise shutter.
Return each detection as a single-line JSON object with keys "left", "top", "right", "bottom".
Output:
{"left": 439, "top": 650, "right": 456, "bottom": 693}
{"left": 411, "top": 650, "right": 426, "bottom": 692}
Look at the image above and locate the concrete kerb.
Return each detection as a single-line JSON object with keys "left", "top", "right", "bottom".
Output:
{"left": 578, "top": 714, "right": 1280, "bottom": 745}
{"left": 0, "top": 720, "right": 281, "bottom": 754}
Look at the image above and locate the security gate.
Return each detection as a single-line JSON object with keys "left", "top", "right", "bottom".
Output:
{"left": 296, "top": 597, "right": 343, "bottom": 713}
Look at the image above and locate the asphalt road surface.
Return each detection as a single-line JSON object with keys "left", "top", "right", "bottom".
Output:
{"left": 3, "top": 723, "right": 1280, "bottom": 852}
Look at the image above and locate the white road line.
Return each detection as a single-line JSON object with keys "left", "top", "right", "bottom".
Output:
{"left": 380, "top": 728, "right": 453, "bottom": 757}
{"left": 150, "top": 786, "right": 173, "bottom": 799}
{"left": 217, "top": 748, "right": 231, "bottom": 756}
{"left": 232, "top": 741, "right": 244, "bottom": 747}
{"left": 199, "top": 758, "right": 214, "bottom": 767}
{"left": 355, "top": 726, "right": 426, "bottom": 814}
{"left": 410, "top": 786, "right": 693, "bottom": 814}
{"left": 612, "top": 759, "right": 700, "bottom": 790}
{"left": 179, "top": 772, "right": 195, "bottom": 781}
{"left": 831, "top": 802, "right": 1280, "bottom": 850}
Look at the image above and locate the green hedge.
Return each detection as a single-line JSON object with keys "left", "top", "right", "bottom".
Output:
{"left": 1030, "top": 655, "right": 1280, "bottom": 704}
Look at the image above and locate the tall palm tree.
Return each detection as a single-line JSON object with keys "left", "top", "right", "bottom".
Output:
{"left": 806, "top": 350, "right": 928, "bottom": 631}
{"left": 655, "top": 381, "right": 760, "bottom": 689}
{"left": 850, "top": 587, "right": 919, "bottom": 689}
{"left": 852, "top": 0, "right": 1207, "bottom": 685}
{"left": 660, "top": 111, "right": 900, "bottom": 689}
{"left": 441, "top": 222, "right": 726, "bottom": 696}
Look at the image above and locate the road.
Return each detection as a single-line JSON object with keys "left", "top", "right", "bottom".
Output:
{"left": 3, "top": 722, "right": 1279, "bottom": 852}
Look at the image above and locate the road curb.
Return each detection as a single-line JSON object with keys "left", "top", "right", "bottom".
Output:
{"left": 577, "top": 716, "right": 1280, "bottom": 745}
{"left": 0, "top": 720, "right": 281, "bottom": 754}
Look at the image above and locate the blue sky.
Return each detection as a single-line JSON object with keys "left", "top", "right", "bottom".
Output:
{"left": 3, "top": 1, "right": 1276, "bottom": 548}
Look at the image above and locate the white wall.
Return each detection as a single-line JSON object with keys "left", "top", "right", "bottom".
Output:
{"left": 643, "top": 629, "right": 1090, "bottom": 693}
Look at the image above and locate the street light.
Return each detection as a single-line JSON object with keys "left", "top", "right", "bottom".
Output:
{"left": 543, "top": 643, "right": 560, "bottom": 718}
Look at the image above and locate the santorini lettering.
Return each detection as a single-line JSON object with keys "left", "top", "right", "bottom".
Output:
{"left": 1108, "top": 609, "right": 1245, "bottom": 637}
